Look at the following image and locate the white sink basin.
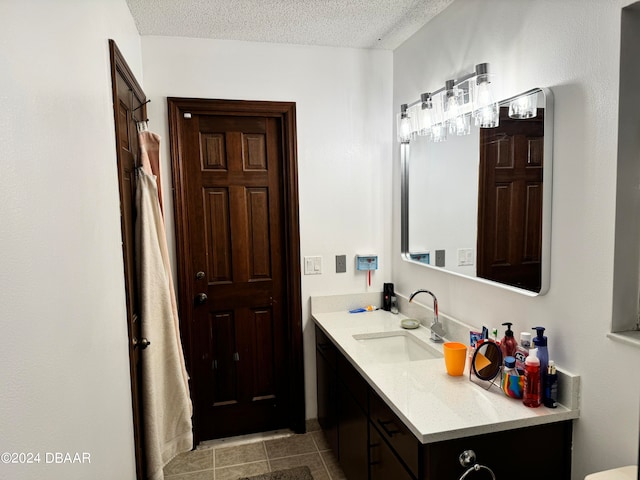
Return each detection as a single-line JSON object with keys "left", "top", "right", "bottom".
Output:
{"left": 352, "top": 331, "right": 442, "bottom": 363}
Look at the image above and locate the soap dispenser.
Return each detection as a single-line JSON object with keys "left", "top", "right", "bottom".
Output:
{"left": 500, "top": 322, "right": 517, "bottom": 358}
{"left": 532, "top": 327, "right": 549, "bottom": 398}
{"left": 523, "top": 348, "right": 541, "bottom": 408}
{"left": 531, "top": 327, "right": 549, "bottom": 383}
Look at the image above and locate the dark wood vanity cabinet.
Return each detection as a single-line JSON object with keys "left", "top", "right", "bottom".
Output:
{"left": 315, "top": 326, "right": 339, "bottom": 454}
{"left": 315, "top": 324, "right": 572, "bottom": 480}
{"left": 316, "top": 325, "right": 369, "bottom": 480}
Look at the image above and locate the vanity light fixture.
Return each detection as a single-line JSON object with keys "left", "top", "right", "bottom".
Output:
{"left": 398, "top": 62, "right": 499, "bottom": 144}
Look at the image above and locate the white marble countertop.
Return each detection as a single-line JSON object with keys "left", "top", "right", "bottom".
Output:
{"left": 313, "top": 308, "right": 580, "bottom": 444}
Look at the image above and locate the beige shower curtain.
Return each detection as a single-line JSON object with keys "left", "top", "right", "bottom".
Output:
{"left": 136, "top": 130, "right": 192, "bottom": 480}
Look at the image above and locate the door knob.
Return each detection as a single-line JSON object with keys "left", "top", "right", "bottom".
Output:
{"left": 134, "top": 337, "right": 151, "bottom": 349}
{"left": 195, "top": 293, "right": 208, "bottom": 304}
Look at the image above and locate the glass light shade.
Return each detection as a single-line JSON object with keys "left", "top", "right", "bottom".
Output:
{"left": 475, "top": 103, "right": 500, "bottom": 128}
{"left": 426, "top": 93, "right": 445, "bottom": 141}
{"left": 445, "top": 88, "right": 470, "bottom": 136}
{"left": 397, "top": 112, "right": 412, "bottom": 143}
{"left": 407, "top": 104, "right": 420, "bottom": 136}
{"left": 417, "top": 103, "right": 434, "bottom": 137}
{"left": 509, "top": 94, "right": 537, "bottom": 119}
{"left": 473, "top": 74, "right": 499, "bottom": 128}
{"left": 431, "top": 123, "right": 447, "bottom": 142}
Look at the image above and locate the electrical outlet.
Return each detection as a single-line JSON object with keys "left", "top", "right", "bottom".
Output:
{"left": 435, "top": 249, "right": 445, "bottom": 267}
{"left": 336, "top": 255, "right": 346, "bottom": 273}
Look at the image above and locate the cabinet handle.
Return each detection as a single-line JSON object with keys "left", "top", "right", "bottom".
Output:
{"left": 377, "top": 418, "right": 401, "bottom": 437}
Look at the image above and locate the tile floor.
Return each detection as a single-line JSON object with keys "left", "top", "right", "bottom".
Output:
{"left": 164, "top": 427, "right": 346, "bottom": 480}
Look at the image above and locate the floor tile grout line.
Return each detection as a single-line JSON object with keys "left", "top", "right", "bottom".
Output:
{"left": 316, "top": 448, "right": 334, "bottom": 480}
{"left": 164, "top": 466, "right": 215, "bottom": 479}
{"left": 215, "top": 458, "right": 269, "bottom": 470}
{"left": 262, "top": 441, "right": 272, "bottom": 472}
{"left": 266, "top": 450, "right": 323, "bottom": 461}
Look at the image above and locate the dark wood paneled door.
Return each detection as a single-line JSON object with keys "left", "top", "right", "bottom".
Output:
{"left": 169, "top": 99, "right": 303, "bottom": 441}
{"left": 477, "top": 107, "right": 544, "bottom": 292}
{"left": 108, "top": 39, "right": 146, "bottom": 480}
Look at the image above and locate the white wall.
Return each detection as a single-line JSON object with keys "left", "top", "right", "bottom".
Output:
{"left": 393, "top": 0, "right": 640, "bottom": 478}
{"left": 139, "top": 36, "right": 393, "bottom": 420}
{"left": 0, "top": 1, "right": 141, "bottom": 479}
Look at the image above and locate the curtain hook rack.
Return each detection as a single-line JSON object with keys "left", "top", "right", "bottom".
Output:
{"left": 133, "top": 99, "right": 150, "bottom": 112}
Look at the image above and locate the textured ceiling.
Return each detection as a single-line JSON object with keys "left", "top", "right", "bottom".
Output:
{"left": 126, "top": 0, "right": 454, "bottom": 50}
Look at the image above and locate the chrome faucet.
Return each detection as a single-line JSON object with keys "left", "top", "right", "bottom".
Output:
{"left": 408, "top": 289, "right": 445, "bottom": 342}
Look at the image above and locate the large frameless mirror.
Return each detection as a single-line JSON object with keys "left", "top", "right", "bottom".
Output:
{"left": 401, "top": 88, "right": 553, "bottom": 295}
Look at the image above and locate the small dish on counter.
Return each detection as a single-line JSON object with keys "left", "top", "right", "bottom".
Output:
{"left": 401, "top": 318, "right": 420, "bottom": 329}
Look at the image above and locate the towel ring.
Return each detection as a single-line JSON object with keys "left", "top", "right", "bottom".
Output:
{"left": 458, "top": 450, "right": 497, "bottom": 480}
{"left": 458, "top": 463, "right": 496, "bottom": 480}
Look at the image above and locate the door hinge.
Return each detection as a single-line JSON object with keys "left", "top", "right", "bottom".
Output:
{"left": 212, "top": 359, "right": 217, "bottom": 370}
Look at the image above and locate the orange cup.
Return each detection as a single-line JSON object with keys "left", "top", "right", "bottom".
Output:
{"left": 443, "top": 342, "right": 468, "bottom": 376}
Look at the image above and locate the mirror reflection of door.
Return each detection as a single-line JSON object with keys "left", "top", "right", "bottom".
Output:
{"left": 477, "top": 107, "right": 544, "bottom": 292}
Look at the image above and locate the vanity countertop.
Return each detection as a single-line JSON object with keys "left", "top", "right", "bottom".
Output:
{"left": 313, "top": 309, "right": 580, "bottom": 444}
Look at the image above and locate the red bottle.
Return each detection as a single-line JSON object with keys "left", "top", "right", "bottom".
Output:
{"left": 500, "top": 322, "right": 518, "bottom": 359}
{"left": 523, "top": 348, "right": 541, "bottom": 408}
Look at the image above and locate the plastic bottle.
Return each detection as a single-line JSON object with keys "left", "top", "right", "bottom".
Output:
{"left": 514, "top": 332, "right": 531, "bottom": 373}
{"left": 532, "top": 327, "right": 549, "bottom": 397}
{"left": 500, "top": 322, "right": 518, "bottom": 359}
{"left": 523, "top": 348, "right": 541, "bottom": 408}
{"left": 501, "top": 356, "right": 522, "bottom": 398}
{"left": 543, "top": 360, "right": 558, "bottom": 408}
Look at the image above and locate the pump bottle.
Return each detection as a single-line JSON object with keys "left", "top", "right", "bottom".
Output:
{"left": 523, "top": 348, "right": 541, "bottom": 408}
{"left": 500, "top": 322, "right": 517, "bottom": 358}
{"left": 532, "top": 327, "right": 549, "bottom": 396}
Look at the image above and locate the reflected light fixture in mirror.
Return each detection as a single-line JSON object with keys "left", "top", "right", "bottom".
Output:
{"left": 509, "top": 92, "right": 537, "bottom": 119}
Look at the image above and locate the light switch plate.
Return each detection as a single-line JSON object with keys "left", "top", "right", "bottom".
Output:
{"left": 435, "top": 250, "right": 445, "bottom": 267}
{"left": 304, "top": 256, "right": 322, "bottom": 275}
{"left": 457, "top": 248, "right": 475, "bottom": 266}
{"left": 336, "top": 255, "right": 347, "bottom": 273}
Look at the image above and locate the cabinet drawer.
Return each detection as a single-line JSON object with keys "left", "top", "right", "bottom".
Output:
{"left": 337, "top": 353, "right": 368, "bottom": 413}
{"left": 370, "top": 426, "right": 415, "bottom": 480}
{"left": 370, "top": 391, "right": 420, "bottom": 478}
{"left": 315, "top": 325, "right": 337, "bottom": 369}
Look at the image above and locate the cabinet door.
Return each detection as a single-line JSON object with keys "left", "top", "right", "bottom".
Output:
{"left": 316, "top": 332, "right": 338, "bottom": 456}
{"left": 424, "top": 421, "right": 572, "bottom": 479}
{"left": 338, "top": 381, "right": 368, "bottom": 480}
{"left": 370, "top": 427, "right": 415, "bottom": 480}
